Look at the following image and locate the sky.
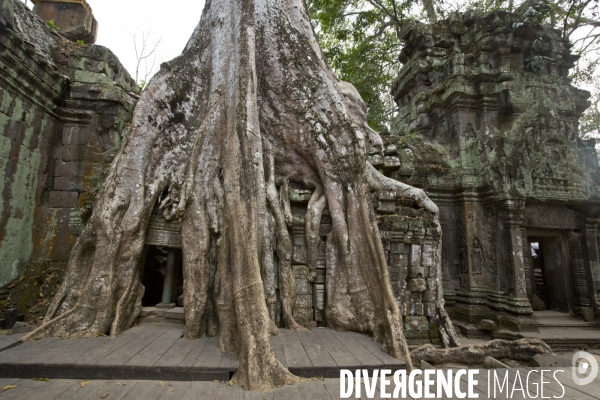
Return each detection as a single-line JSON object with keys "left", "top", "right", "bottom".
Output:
{"left": 26, "top": 0, "right": 207, "bottom": 83}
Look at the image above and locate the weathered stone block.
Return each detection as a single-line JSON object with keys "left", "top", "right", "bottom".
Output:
{"left": 295, "top": 294, "right": 312, "bottom": 309}
{"left": 312, "top": 284, "right": 325, "bottom": 310}
{"left": 8, "top": 321, "right": 34, "bottom": 335}
{"left": 314, "top": 268, "right": 325, "bottom": 284}
{"left": 423, "top": 302, "right": 436, "bottom": 317}
{"left": 426, "top": 278, "right": 436, "bottom": 292}
{"left": 422, "top": 290, "right": 436, "bottom": 303}
{"left": 314, "top": 309, "right": 325, "bottom": 322}
{"left": 408, "top": 265, "right": 429, "bottom": 278}
{"left": 409, "top": 244, "right": 421, "bottom": 265}
{"left": 383, "top": 156, "right": 400, "bottom": 170}
{"left": 390, "top": 242, "right": 407, "bottom": 254}
{"left": 62, "top": 126, "right": 90, "bottom": 145}
{"left": 384, "top": 144, "right": 398, "bottom": 156}
{"left": 388, "top": 266, "right": 402, "bottom": 281}
{"left": 62, "top": 144, "right": 86, "bottom": 162}
{"left": 289, "top": 188, "right": 312, "bottom": 203}
{"left": 407, "top": 278, "right": 426, "bottom": 292}
{"left": 33, "top": 1, "right": 98, "bottom": 44}
{"left": 416, "top": 113, "right": 431, "bottom": 128}
{"left": 376, "top": 200, "right": 396, "bottom": 214}
{"left": 296, "top": 278, "right": 311, "bottom": 295}
{"left": 367, "top": 154, "right": 383, "bottom": 167}
{"left": 48, "top": 191, "right": 78, "bottom": 208}
{"left": 408, "top": 301, "right": 423, "bottom": 316}
{"left": 292, "top": 245, "right": 307, "bottom": 264}
{"left": 404, "top": 316, "right": 428, "bottom": 331}
{"left": 477, "top": 319, "right": 498, "bottom": 332}
{"left": 292, "top": 265, "right": 309, "bottom": 279}
{"left": 54, "top": 160, "right": 85, "bottom": 177}
{"left": 292, "top": 307, "right": 312, "bottom": 322}
{"left": 53, "top": 176, "right": 83, "bottom": 192}
{"left": 422, "top": 245, "right": 436, "bottom": 267}
{"left": 389, "top": 253, "right": 408, "bottom": 268}
{"left": 68, "top": 209, "right": 84, "bottom": 236}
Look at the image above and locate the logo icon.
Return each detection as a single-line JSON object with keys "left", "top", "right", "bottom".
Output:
{"left": 572, "top": 351, "right": 598, "bottom": 386}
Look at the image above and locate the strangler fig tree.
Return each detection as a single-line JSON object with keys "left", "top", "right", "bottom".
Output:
{"left": 22, "top": 0, "right": 459, "bottom": 389}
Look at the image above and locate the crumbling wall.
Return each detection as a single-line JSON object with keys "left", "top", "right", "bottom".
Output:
{"left": 0, "top": 0, "right": 138, "bottom": 321}
{"left": 387, "top": 10, "right": 600, "bottom": 333}
{"left": 285, "top": 184, "right": 441, "bottom": 345}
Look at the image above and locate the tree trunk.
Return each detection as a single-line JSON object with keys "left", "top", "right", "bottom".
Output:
{"left": 411, "top": 339, "right": 553, "bottom": 365}
{"left": 21, "top": 0, "right": 458, "bottom": 389}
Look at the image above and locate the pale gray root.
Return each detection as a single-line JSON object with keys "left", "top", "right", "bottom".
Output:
{"left": 266, "top": 155, "right": 306, "bottom": 331}
{"left": 20, "top": 0, "right": 463, "bottom": 389}
{"left": 181, "top": 184, "right": 211, "bottom": 340}
{"left": 305, "top": 184, "right": 326, "bottom": 279}
{"left": 260, "top": 210, "right": 278, "bottom": 323}
{"left": 411, "top": 339, "right": 553, "bottom": 365}
{"left": 366, "top": 163, "right": 461, "bottom": 348}
{"left": 483, "top": 356, "right": 511, "bottom": 369}
{"left": 280, "top": 179, "right": 293, "bottom": 228}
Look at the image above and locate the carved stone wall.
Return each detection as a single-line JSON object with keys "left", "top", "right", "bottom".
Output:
{"left": 388, "top": 11, "right": 600, "bottom": 333}
{"left": 281, "top": 185, "right": 440, "bottom": 344}
{"left": 32, "top": 0, "right": 98, "bottom": 44}
{"left": 0, "top": 0, "right": 138, "bottom": 319}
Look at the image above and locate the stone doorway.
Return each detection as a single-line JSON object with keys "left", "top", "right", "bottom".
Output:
{"left": 140, "top": 246, "right": 183, "bottom": 308}
{"left": 526, "top": 234, "right": 570, "bottom": 313}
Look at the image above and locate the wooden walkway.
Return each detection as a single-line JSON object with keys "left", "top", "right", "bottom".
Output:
{"left": 1, "top": 367, "right": 600, "bottom": 399}
{"left": 0, "top": 326, "right": 405, "bottom": 381}
{"left": 0, "top": 333, "right": 22, "bottom": 352}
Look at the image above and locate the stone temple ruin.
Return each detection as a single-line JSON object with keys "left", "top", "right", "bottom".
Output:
{"left": 388, "top": 11, "right": 600, "bottom": 337}
{"left": 0, "top": 0, "right": 599, "bottom": 347}
{"left": 0, "top": 0, "right": 137, "bottom": 317}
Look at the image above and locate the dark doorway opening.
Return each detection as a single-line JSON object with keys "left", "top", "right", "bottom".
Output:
{"left": 528, "top": 235, "right": 569, "bottom": 312}
{"left": 140, "top": 246, "right": 183, "bottom": 307}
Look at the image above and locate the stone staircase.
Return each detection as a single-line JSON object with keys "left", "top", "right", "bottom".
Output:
{"left": 136, "top": 306, "right": 185, "bottom": 326}
{"left": 533, "top": 310, "right": 599, "bottom": 329}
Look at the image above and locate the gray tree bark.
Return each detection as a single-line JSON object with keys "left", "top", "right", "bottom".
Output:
{"left": 411, "top": 339, "right": 553, "bottom": 365}
{"left": 21, "top": 0, "right": 458, "bottom": 389}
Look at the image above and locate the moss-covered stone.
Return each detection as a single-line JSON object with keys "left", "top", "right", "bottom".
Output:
{"left": 0, "top": 0, "right": 138, "bottom": 318}
{"left": 387, "top": 10, "right": 600, "bottom": 333}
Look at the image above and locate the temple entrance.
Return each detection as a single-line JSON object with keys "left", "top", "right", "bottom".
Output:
{"left": 140, "top": 246, "right": 183, "bottom": 307}
{"left": 527, "top": 234, "right": 570, "bottom": 312}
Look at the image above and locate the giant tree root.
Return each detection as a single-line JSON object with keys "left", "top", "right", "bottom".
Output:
{"left": 19, "top": 0, "right": 462, "bottom": 389}
{"left": 411, "top": 339, "right": 553, "bottom": 365}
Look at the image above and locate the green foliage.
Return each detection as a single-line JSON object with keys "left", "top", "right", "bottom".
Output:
{"left": 76, "top": 40, "right": 85, "bottom": 46}
{"left": 46, "top": 20, "right": 60, "bottom": 31}
{"left": 306, "top": 1, "right": 415, "bottom": 131}
{"left": 581, "top": 80, "right": 600, "bottom": 150}
{"left": 139, "top": 80, "right": 147, "bottom": 90}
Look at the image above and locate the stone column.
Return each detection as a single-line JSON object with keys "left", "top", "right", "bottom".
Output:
{"left": 161, "top": 250, "right": 177, "bottom": 304}
{"left": 156, "top": 250, "right": 177, "bottom": 316}
{"left": 503, "top": 199, "right": 532, "bottom": 316}
{"left": 505, "top": 200, "right": 528, "bottom": 299}
{"left": 584, "top": 217, "right": 600, "bottom": 309}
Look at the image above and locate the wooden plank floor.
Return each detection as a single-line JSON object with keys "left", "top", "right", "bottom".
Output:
{"left": 0, "top": 326, "right": 405, "bottom": 381}
{"left": 1, "top": 368, "right": 599, "bottom": 399}
{"left": 0, "top": 333, "right": 24, "bottom": 352}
